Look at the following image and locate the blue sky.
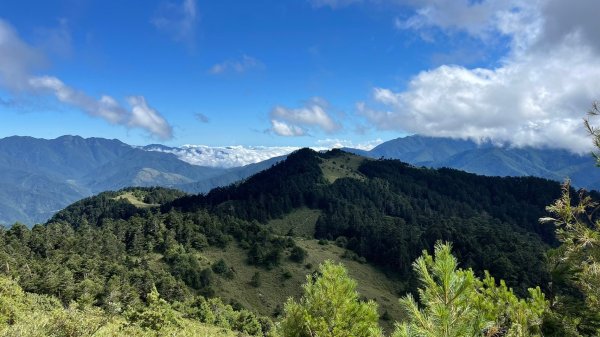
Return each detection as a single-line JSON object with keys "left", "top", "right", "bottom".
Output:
{"left": 0, "top": 0, "right": 598, "bottom": 151}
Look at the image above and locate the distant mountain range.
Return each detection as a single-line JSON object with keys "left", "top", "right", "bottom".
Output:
{"left": 0, "top": 136, "right": 282, "bottom": 225}
{"left": 343, "top": 135, "right": 600, "bottom": 191}
{"left": 1, "top": 134, "right": 598, "bottom": 225}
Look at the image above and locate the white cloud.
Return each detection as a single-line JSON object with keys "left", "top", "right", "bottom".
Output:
{"left": 315, "top": 138, "right": 383, "bottom": 150}
{"left": 359, "top": 0, "right": 600, "bottom": 153}
{"left": 271, "top": 120, "right": 305, "bottom": 137}
{"left": 29, "top": 76, "right": 127, "bottom": 124}
{"left": 145, "top": 141, "right": 383, "bottom": 168}
{"left": 270, "top": 97, "right": 341, "bottom": 137}
{"left": 209, "top": 55, "right": 263, "bottom": 75}
{"left": 395, "top": 0, "right": 525, "bottom": 41}
{"left": 0, "top": 19, "right": 173, "bottom": 140}
{"left": 145, "top": 144, "right": 298, "bottom": 168}
{"left": 127, "top": 96, "right": 173, "bottom": 140}
{"left": 311, "top": 0, "right": 542, "bottom": 49}
{"left": 152, "top": 0, "right": 198, "bottom": 44}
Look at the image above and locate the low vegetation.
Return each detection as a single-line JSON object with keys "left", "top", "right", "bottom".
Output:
{"left": 319, "top": 151, "right": 367, "bottom": 183}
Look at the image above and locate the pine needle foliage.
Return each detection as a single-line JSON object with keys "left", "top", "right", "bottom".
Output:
{"left": 393, "top": 242, "right": 547, "bottom": 337}
{"left": 541, "top": 181, "right": 600, "bottom": 335}
{"left": 279, "top": 260, "right": 382, "bottom": 337}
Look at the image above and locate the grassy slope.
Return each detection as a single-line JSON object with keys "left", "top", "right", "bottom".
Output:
{"left": 201, "top": 239, "right": 403, "bottom": 332}
{"left": 267, "top": 208, "right": 321, "bottom": 238}
{"left": 319, "top": 152, "right": 367, "bottom": 183}
{"left": 113, "top": 192, "right": 158, "bottom": 208}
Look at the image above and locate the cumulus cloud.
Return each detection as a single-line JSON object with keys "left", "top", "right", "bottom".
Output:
{"left": 270, "top": 98, "right": 341, "bottom": 137}
{"left": 209, "top": 55, "right": 263, "bottom": 75}
{"left": 0, "top": 19, "right": 173, "bottom": 140}
{"left": 359, "top": 0, "right": 600, "bottom": 153}
{"left": 152, "top": 0, "right": 198, "bottom": 44}
{"left": 271, "top": 120, "right": 305, "bottom": 137}
{"left": 127, "top": 96, "right": 173, "bottom": 140}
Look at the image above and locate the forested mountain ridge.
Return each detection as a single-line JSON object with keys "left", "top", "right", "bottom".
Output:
{"left": 166, "top": 148, "right": 563, "bottom": 294}
{"left": 48, "top": 148, "right": 563, "bottom": 295}
{"left": 344, "top": 135, "right": 600, "bottom": 190}
{"left": 2, "top": 134, "right": 597, "bottom": 226}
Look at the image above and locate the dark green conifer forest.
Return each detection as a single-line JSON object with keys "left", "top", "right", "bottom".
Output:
{"left": 2, "top": 115, "right": 600, "bottom": 335}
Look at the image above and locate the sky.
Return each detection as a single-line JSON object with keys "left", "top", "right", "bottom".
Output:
{"left": 0, "top": 0, "right": 599, "bottom": 152}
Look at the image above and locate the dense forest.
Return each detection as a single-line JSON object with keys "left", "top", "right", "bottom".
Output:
{"left": 169, "top": 148, "right": 561, "bottom": 294}
{"left": 1, "top": 148, "right": 599, "bottom": 336}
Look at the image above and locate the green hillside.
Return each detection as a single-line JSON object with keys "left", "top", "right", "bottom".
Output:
{"left": 170, "top": 148, "right": 560, "bottom": 293}
{"left": 319, "top": 151, "right": 367, "bottom": 183}
{"left": 2, "top": 148, "right": 595, "bottom": 336}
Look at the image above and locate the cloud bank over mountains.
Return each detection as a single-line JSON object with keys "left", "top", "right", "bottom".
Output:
{"left": 357, "top": 0, "right": 600, "bottom": 153}
{"left": 145, "top": 144, "right": 298, "bottom": 168}
{"left": 144, "top": 138, "right": 383, "bottom": 168}
{"left": 0, "top": 19, "right": 173, "bottom": 140}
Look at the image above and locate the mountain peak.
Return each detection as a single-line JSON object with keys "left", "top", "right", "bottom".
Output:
{"left": 357, "top": 135, "right": 600, "bottom": 190}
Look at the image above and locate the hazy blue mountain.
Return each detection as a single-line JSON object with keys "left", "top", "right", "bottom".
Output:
{"left": 351, "top": 135, "right": 600, "bottom": 190}
{"left": 0, "top": 135, "right": 133, "bottom": 224}
{"left": 367, "top": 136, "right": 489, "bottom": 165}
{"left": 0, "top": 135, "right": 133, "bottom": 179}
{"left": 0, "top": 136, "right": 255, "bottom": 225}
{"left": 82, "top": 149, "right": 225, "bottom": 193}
{"left": 0, "top": 169, "right": 88, "bottom": 225}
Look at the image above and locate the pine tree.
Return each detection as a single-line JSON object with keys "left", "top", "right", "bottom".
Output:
{"left": 393, "top": 242, "right": 547, "bottom": 337}
{"left": 393, "top": 242, "right": 489, "bottom": 337}
{"left": 541, "top": 182, "right": 600, "bottom": 311}
{"left": 278, "top": 260, "right": 382, "bottom": 337}
{"left": 126, "top": 285, "right": 180, "bottom": 331}
{"left": 541, "top": 181, "right": 600, "bottom": 335}
{"left": 538, "top": 102, "right": 600, "bottom": 336}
